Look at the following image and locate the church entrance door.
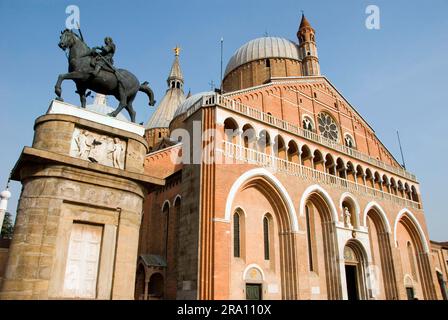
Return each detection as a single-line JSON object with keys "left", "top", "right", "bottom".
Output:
{"left": 246, "top": 284, "right": 262, "bottom": 300}
{"left": 345, "top": 264, "right": 359, "bottom": 300}
{"left": 344, "top": 242, "right": 367, "bottom": 300}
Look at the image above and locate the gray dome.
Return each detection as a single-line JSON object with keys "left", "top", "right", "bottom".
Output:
{"left": 224, "top": 37, "right": 301, "bottom": 77}
{"left": 85, "top": 103, "right": 128, "bottom": 121}
{"left": 86, "top": 94, "right": 128, "bottom": 121}
{"left": 173, "top": 92, "right": 215, "bottom": 118}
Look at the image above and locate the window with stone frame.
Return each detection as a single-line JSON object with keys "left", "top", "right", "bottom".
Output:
{"left": 344, "top": 134, "right": 356, "bottom": 149}
{"left": 317, "top": 112, "right": 339, "bottom": 142}
{"left": 233, "top": 212, "right": 240, "bottom": 258}
{"left": 302, "top": 116, "right": 314, "bottom": 131}
{"left": 263, "top": 216, "right": 270, "bottom": 260}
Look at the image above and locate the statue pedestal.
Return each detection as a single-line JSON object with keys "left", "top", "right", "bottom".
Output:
{"left": 46, "top": 100, "right": 145, "bottom": 136}
{"left": 0, "top": 101, "right": 164, "bottom": 299}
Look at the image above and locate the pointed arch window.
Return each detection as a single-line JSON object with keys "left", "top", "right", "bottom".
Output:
{"left": 344, "top": 134, "right": 356, "bottom": 149}
{"left": 233, "top": 212, "right": 240, "bottom": 258}
{"left": 305, "top": 205, "right": 314, "bottom": 271}
{"left": 162, "top": 202, "right": 170, "bottom": 259}
{"left": 263, "top": 216, "right": 270, "bottom": 260}
{"left": 303, "top": 116, "right": 314, "bottom": 131}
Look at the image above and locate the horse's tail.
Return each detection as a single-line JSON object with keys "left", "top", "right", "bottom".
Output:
{"left": 139, "top": 81, "right": 156, "bottom": 106}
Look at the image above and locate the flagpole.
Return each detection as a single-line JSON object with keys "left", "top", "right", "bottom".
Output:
{"left": 220, "top": 37, "right": 224, "bottom": 92}
{"left": 397, "top": 130, "right": 406, "bottom": 169}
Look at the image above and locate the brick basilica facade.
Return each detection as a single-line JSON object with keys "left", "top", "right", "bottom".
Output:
{"left": 137, "top": 14, "right": 448, "bottom": 300}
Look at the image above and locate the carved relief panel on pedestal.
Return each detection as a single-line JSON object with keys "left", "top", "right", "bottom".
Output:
{"left": 70, "top": 127, "right": 127, "bottom": 169}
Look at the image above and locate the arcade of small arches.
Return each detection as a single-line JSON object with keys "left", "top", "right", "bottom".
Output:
{"left": 222, "top": 116, "right": 420, "bottom": 204}
{"left": 225, "top": 169, "right": 435, "bottom": 300}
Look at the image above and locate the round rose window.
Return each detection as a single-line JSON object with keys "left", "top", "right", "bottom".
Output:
{"left": 317, "top": 113, "right": 339, "bottom": 142}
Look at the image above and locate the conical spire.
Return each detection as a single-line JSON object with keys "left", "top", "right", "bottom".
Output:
{"left": 299, "top": 13, "right": 312, "bottom": 30}
{"left": 297, "top": 13, "right": 320, "bottom": 76}
{"left": 167, "top": 46, "right": 184, "bottom": 88}
{"left": 145, "top": 47, "right": 186, "bottom": 131}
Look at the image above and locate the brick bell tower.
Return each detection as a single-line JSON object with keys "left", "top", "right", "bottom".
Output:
{"left": 297, "top": 13, "right": 320, "bottom": 76}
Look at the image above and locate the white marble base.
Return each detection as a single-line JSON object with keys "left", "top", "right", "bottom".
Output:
{"left": 47, "top": 100, "right": 145, "bottom": 136}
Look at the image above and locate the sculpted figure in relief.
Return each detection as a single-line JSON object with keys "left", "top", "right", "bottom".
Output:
{"left": 72, "top": 128, "right": 125, "bottom": 169}
{"left": 111, "top": 137, "right": 124, "bottom": 169}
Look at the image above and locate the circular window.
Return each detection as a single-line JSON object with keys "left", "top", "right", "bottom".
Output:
{"left": 317, "top": 113, "right": 339, "bottom": 142}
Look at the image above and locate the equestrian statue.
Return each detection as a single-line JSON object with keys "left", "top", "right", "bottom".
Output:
{"left": 55, "top": 29, "right": 156, "bottom": 123}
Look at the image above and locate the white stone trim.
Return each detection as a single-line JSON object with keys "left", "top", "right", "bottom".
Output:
{"left": 146, "top": 143, "right": 182, "bottom": 156}
{"left": 224, "top": 168, "right": 299, "bottom": 232}
{"left": 242, "top": 263, "right": 265, "bottom": 281}
{"left": 393, "top": 208, "right": 429, "bottom": 253}
{"left": 161, "top": 200, "right": 171, "bottom": 212}
{"left": 173, "top": 194, "right": 182, "bottom": 205}
{"left": 404, "top": 273, "right": 414, "bottom": 286}
{"left": 299, "top": 184, "right": 338, "bottom": 222}
{"left": 47, "top": 100, "right": 145, "bottom": 136}
{"left": 362, "top": 201, "right": 392, "bottom": 234}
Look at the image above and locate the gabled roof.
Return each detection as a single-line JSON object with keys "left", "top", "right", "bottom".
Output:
{"left": 144, "top": 143, "right": 183, "bottom": 179}
{"left": 223, "top": 76, "right": 404, "bottom": 168}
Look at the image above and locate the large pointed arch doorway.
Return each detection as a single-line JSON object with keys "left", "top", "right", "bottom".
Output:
{"left": 344, "top": 241, "right": 368, "bottom": 300}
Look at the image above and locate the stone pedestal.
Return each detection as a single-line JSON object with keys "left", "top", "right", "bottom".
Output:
{"left": 0, "top": 101, "right": 164, "bottom": 299}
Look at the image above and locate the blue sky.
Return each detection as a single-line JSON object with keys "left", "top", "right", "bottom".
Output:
{"left": 0, "top": 0, "right": 447, "bottom": 240}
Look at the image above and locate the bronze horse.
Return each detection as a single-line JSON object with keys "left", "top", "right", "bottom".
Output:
{"left": 55, "top": 29, "right": 155, "bottom": 122}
